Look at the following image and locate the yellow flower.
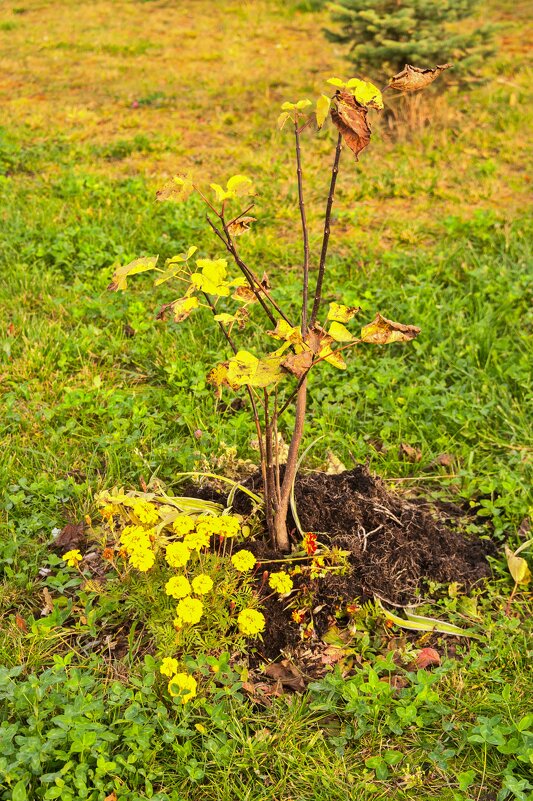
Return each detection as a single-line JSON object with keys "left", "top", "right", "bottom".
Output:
{"left": 183, "top": 529, "right": 211, "bottom": 552}
{"left": 216, "top": 515, "right": 240, "bottom": 539}
{"left": 165, "top": 575, "right": 192, "bottom": 599}
{"left": 175, "top": 597, "right": 204, "bottom": 625}
{"left": 120, "top": 525, "right": 152, "bottom": 552}
{"left": 160, "top": 657, "right": 179, "bottom": 677}
{"left": 62, "top": 549, "right": 82, "bottom": 568}
{"left": 131, "top": 500, "right": 159, "bottom": 525}
{"left": 172, "top": 515, "right": 196, "bottom": 537}
{"left": 237, "top": 608, "right": 265, "bottom": 636}
{"left": 268, "top": 571, "right": 293, "bottom": 595}
{"left": 100, "top": 504, "right": 115, "bottom": 520}
{"left": 128, "top": 547, "right": 155, "bottom": 572}
{"left": 165, "top": 541, "right": 191, "bottom": 568}
{"left": 191, "top": 574, "right": 213, "bottom": 595}
{"left": 231, "top": 549, "right": 256, "bottom": 572}
{"left": 168, "top": 672, "right": 197, "bottom": 704}
{"left": 195, "top": 516, "right": 219, "bottom": 537}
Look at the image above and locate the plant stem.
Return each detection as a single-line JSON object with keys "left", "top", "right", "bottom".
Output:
{"left": 310, "top": 132, "right": 342, "bottom": 326}
{"left": 294, "top": 121, "right": 310, "bottom": 334}
{"left": 263, "top": 389, "right": 277, "bottom": 546}
{"left": 203, "top": 292, "right": 270, "bottom": 518}
{"left": 273, "top": 378, "right": 308, "bottom": 552}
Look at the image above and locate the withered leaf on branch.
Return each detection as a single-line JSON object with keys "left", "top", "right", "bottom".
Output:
{"left": 233, "top": 286, "right": 259, "bottom": 304}
{"left": 330, "top": 90, "right": 371, "bottom": 160}
{"left": 227, "top": 216, "right": 256, "bottom": 237}
{"left": 156, "top": 296, "right": 199, "bottom": 323}
{"left": 361, "top": 313, "right": 421, "bottom": 345}
{"left": 388, "top": 63, "right": 452, "bottom": 93}
{"left": 156, "top": 175, "right": 194, "bottom": 202}
{"left": 282, "top": 351, "right": 313, "bottom": 379}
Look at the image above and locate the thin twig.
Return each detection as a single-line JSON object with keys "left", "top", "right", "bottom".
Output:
{"left": 294, "top": 120, "right": 310, "bottom": 334}
{"left": 310, "top": 132, "right": 342, "bottom": 326}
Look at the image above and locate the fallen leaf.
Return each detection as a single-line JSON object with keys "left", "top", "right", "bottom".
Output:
{"left": 414, "top": 647, "right": 441, "bottom": 669}
{"left": 105, "top": 793, "right": 117, "bottom": 801}
{"left": 388, "top": 63, "right": 452, "bottom": 93}
{"left": 41, "top": 588, "right": 54, "bottom": 616}
{"left": 52, "top": 522, "right": 85, "bottom": 551}
{"left": 399, "top": 443, "right": 422, "bottom": 463}
{"left": 330, "top": 90, "right": 371, "bottom": 159}
{"left": 325, "top": 450, "right": 346, "bottom": 475}
{"left": 6, "top": 322, "right": 16, "bottom": 336}
{"left": 264, "top": 660, "right": 306, "bottom": 692}
{"left": 360, "top": 313, "right": 421, "bottom": 344}
{"left": 15, "top": 613, "right": 28, "bottom": 633}
{"left": 427, "top": 453, "right": 454, "bottom": 470}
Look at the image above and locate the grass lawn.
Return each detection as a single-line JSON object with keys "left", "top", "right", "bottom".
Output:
{"left": 1, "top": 0, "right": 532, "bottom": 799}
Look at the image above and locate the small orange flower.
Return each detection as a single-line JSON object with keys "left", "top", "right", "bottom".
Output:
{"left": 291, "top": 609, "right": 305, "bottom": 624}
{"left": 303, "top": 532, "right": 317, "bottom": 556}
{"left": 102, "top": 548, "right": 115, "bottom": 561}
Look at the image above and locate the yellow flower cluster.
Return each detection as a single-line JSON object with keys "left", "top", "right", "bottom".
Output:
{"left": 268, "top": 571, "right": 293, "bottom": 595}
{"left": 120, "top": 525, "right": 156, "bottom": 572}
{"left": 173, "top": 515, "right": 196, "bottom": 537}
{"left": 160, "top": 657, "right": 179, "bottom": 677}
{"left": 191, "top": 574, "right": 213, "bottom": 595}
{"left": 131, "top": 500, "right": 159, "bottom": 525}
{"left": 183, "top": 529, "right": 211, "bottom": 552}
{"left": 165, "top": 575, "right": 192, "bottom": 599}
{"left": 237, "top": 608, "right": 265, "bottom": 636}
{"left": 231, "top": 549, "right": 256, "bottom": 572}
{"left": 165, "top": 541, "right": 191, "bottom": 568}
{"left": 174, "top": 597, "right": 204, "bottom": 627}
{"left": 62, "top": 550, "right": 82, "bottom": 568}
{"left": 168, "top": 672, "right": 197, "bottom": 704}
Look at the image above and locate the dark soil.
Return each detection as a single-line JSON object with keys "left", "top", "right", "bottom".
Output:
{"left": 186, "top": 465, "right": 495, "bottom": 662}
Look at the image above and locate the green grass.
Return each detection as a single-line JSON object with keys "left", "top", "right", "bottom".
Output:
{"left": 0, "top": 0, "right": 532, "bottom": 799}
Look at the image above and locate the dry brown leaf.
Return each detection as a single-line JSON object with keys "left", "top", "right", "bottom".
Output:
{"left": 360, "top": 313, "right": 421, "bottom": 345}
{"left": 388, "top": 63, "right": 452, "bottom": 93}
{"left": 427, "top": 453, "right": 455, "bottom": 470}
{"left": 105, "top": 793, "right": 117, "bottom": 801}
{"left": 227, "top": 216, "right": 256, "bottom": 237}
{"left": 282, "top": 351, "right": 313, "bottom": 379}
{"left": 15, "top": 613, "right": 28, "bottom": 633}
{"left": 264, "top": 660, "right": 306, "bottom": 692}
{"left": 233, "top": 286, "right": 259, "bottom": 304}
{"left": 52, "top": 522, "right": 85, "bottom": 551}
{"left": 414, "top": 647, "right": 441, "bottom": 669}
{"left": 399, "top": 443, "right": 422, "bottom": 463}
{"left": 41, "top": 588, "right": 54, "bottom": 617}
{"left": 330, "top": 90, "right": 371, "bottom": 159}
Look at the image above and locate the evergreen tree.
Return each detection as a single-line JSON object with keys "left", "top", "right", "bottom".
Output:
{"left": 325, "top": 0, "right": 496, "bottom": 83}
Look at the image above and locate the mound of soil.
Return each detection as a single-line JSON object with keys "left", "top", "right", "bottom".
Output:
{"left": 190, "top": 465, "right": 494, "bottom": 661}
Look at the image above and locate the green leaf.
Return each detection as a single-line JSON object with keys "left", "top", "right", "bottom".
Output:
{"left": 328, "top": 321, "right": 353, "bottom": 343}
{"left": 361, "top": 313, "right": 420, "bottom": 344}
{"left": 457, "top": 770, "right": 476, "bottom": 791}
{"left": 327, "top": 302, "right": 361, "bottom": 323}
{"left": 327, "top": 77, "right": 346, "bottom": 88}
{"left": 376, "top": 599, "right": 481, "bottom": 638}
{"left": 12, "top": 781, "right": 28, "bottom": 801}
{"left": 517, "top": 714, "right": 533, "bottom": 732}
{"left": 108, "top": 256, "right": 159, "bottom": 291}
{"left": 316, "top": 94, "right": 331, "bottom": 129}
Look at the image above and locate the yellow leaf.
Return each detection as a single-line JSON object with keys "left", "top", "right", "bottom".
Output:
{"left": 156, "top": 296, "right": 199, "bottom": 323}
{"left": 191, "top": 258, "right": 230, "bottom": 296}
{"left": 316, "top": 94, "right": 331, "bottom": 129}
{"left": 346, "top": 78, "right": 383, "bottom": 110}
{"left": 226, "top": 174, "right": 253, "bottom": 195}
{"left": 361, "top": 313, "right": 420, "bottom": 344}
{"left": 210, "top": 183, "right": 230, "bottom": 203}
{"left": 277, "top": 111, "right": 291, "bottom": 130}
{"left": 107, "top": 256, "right": 159, "bottom": 291}
{"left": 327, "top": 77, "right": 345, "bottom": 88}
{"left": 328, "top": 321, "right": 353, "bottom": 342}
{"left": 319, "top": 344, "right": 346, "bottom": 370}
{"left": 227, "top": 349, "right": 284, "bottom": 388}
{"left": 207, "top": 362, "right": 237, "bottom": 398}
{"left": 295, "top": 99, "right": 312, "bottom": 110}
{"left": 281, "top": 101, "right": 295, "bottom": 111}
{"left": 505, "top": 546, "right": 532, "bottom": 585}
{"left": 327, "top": 302, "right": 361, "bottom": 323}
{"left": 214, "top": 313, "right": 237, "bottom": 324}
{"left": 267, "top": 319, "right": 305, "bottom": 349}
{"left": 156, "top": 175, "right": 194, "bottom": 203}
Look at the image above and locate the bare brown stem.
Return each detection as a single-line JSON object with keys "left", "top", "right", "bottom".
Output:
{"left": 263, "top": 389, "right": 277, "bottom": 546}
{"left": 294, "top": 121, "right": 310, "bottom": 334}
{"left": 273, "top": 378, "right": 308, "bottom": 551}
{"left": 310, "top": 132, "right": 342, "bottom": 326}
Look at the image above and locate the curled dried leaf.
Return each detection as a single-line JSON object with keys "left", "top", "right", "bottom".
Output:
{"left": 227, "top": 216, "right": 256, "bottom": 237}
{"left": 388, "top": 63, "right": 452, "bottom": 93}
{"left": 361, "top": 313, "right": 421, "bottom": 344}
{"left": 282, "top": 351, "right": 313, "bottom": 379}
{"left": 156, "top": 296, "right": 199, "bottom": 323}
{"left": 331, "top": 90, "right": 371, "bottom": 160}
{"left": 233, "top": 286, "right": 259, "bottom": 304}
